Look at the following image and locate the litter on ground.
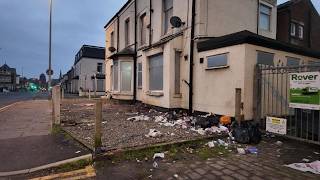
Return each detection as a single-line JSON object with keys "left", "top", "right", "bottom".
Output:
{"left": 153, "top": 153, "right": 165, "bottom": 159}
{"left": 285, "top": 160, "right": 320, "bottom": 174}
{"left": 145, "top": 129, "right": 162, "bottom": 138}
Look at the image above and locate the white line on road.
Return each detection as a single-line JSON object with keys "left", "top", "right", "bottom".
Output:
{"left": 0, "top": 102, "right": 21, "bottom": 113}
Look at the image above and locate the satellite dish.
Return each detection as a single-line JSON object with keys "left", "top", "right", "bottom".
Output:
{"left": 170, "top": 16, "right": 184, "bottom": 28}
{"left": 108, "top": 47, "right": 116, "bottom": 52}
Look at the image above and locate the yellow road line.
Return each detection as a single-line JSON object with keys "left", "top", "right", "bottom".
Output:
{"left": 29, "top": 166, "right": 96, "bottom": 180}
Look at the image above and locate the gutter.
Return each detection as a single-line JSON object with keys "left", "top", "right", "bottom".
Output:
{"left": 188, "top": 0, "right": 196, "bottom": 115}
{"left": 149, "top": 0, "right": 152, "bottom": 46}
{"left": 117, "top": 15, "right": 120, "bottom": 53}
{"left": 133, "top": 0, "right": 137, "bottom": 102}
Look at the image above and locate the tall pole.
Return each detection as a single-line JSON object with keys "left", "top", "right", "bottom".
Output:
{"left": 48, "top": 0, "right": 52, "bottom": 90}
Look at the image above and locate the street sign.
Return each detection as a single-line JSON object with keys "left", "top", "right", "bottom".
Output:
{"left": 46, "top": 69, "right": 54, "bottom": 76}
{"left": 289, "top": 72, "right": 320, "bottom": 110}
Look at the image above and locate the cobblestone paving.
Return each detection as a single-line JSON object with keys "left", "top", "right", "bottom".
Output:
{"left": 96, "top": 138, "right": 320, "bottom": 180}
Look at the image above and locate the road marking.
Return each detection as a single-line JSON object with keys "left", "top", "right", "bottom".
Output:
{"left": 0, "top": 102, "right": 21, "bottom": 112}
{"left": 29, "top": 165, "right": 96, "bottom": 180}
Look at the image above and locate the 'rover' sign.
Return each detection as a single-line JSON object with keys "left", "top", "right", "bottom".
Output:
{"left": 289, "top": 72, "right": 320, "bottom": 110}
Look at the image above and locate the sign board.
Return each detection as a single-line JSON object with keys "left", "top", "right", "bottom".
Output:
{"left": 266, "top": 117, "right": 287, "bottom": 135}
{"left": 289, "top": 72, "right": 320, "bottom": 110}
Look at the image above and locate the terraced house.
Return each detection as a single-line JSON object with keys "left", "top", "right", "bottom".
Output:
{"left": 104, "top": 0, "right": 320, "bottom": 121}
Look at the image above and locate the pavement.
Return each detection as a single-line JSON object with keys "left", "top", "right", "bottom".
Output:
{"left": 0, "top": 99, "right": 90, "bottom": 175}
{"left": 95, "top": 137, "right": 320, "bottom": 180}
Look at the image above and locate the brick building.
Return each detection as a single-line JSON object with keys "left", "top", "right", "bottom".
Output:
{"left": 277, "top": 0, "right": 320, "bottom": 51}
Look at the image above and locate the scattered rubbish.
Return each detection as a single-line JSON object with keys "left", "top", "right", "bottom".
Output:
{"left": 219, "top": 125, "right": 229, "bottom": 132}
{"left": 246, "top": 147, "right": 258, "bottom": 154}
{"left": 191, "top": 127, "right": 206, "bottom": 135}
{"left": 186, "top": 147, "right": 194, "bottom": 154}
{"left": 145, "top": 129, "right": 162, "bottom": 138}
{"left": 275, "top": 141, "right": 283, "bottom": 146}
{"left": 237, "top": 148, "right": 246, "bottom": 155}
{"left": 127, "top": 115, "right": 150, "bottom": 122}
{"left": 195, "top": 114, "right": 219, "bottom": 129}
{"left": 75, "top": 151, "right": 81, "bottom": 154}
{"left": 153, "top": 153, "right": 165, "bottom": 159}
{"left": 218, "top": 152, "right": 224, "bottom": 155}
{"left": 153, "top": 161, "right": 159, "bottom": 168}
{"left": 173, "top": 174, "right": 179, "bottom": 178}
{"left": 136, "top": 158, "right": 141, "bottom": 163}
{"left": 285, "top": 161, "right": 320, "bottom": 174}
{"left": 170, "top": 133, "right": 175, "bottom": 136}
{"left": 220, "top": 115, "right": 231, "bottom": 125}
{"left": 148, "top": 175, "right": 153, "bottom": 179}
{"left": 314, "top": 152, "right": 320, "bottom": 155}
{"left": 144, "top": 157, "right": 148, "bottom": 161}
{"left": 302, "top": 158, "right": 310, "bottom": 162}
{"left": 217, "top": 139, "right": 228, "bottom": 147}
{"left": 207, "top": 141, "right": 215, "bottom": 148}
{"left": 163, "top": 122, "right": 175, "bottom": 127}
{"left": 155, "top": 116, "right": 167, "bottom": 123}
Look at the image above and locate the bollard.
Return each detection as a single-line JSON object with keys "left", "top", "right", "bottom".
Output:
{"left": 94, "top": 99, "right": 102, "bottom": 149}
{"left": 52, "top": 85, "right": 61, "bottom": 125}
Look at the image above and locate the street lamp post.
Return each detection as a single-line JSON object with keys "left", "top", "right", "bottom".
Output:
{"left": 48, "top": 0, "right": 53, "bottom": 90}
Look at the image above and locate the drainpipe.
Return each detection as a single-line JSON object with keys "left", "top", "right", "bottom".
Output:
{"left": 188, "top": 0, "right": 196, "bottom": 115}
{"left": 256, "top": 0, "right": 259, "bottom": 35}
{"left": 149, "top": 0, "right": 152, "bottom": 46}
{"left": 117, "top": 15, "right": 120, "bottom": 52}
{"left": 133, "top": 0, "right": 137, "bottom": 102}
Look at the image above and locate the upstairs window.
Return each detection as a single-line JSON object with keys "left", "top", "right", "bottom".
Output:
{"left": 110, "top": 31, "right": 115, "bottom": 47}
{"left": 125, "top": 18, "right": 130, "bottom": 47}
{"left": 298, "top": 25, "right": 304, "bottom": 39}
{"left": 140, "top": 13, "right": 147, "bottom": 46}
{"left": 163, "top": 0, "right": 173, "bottom": 34}
{"left": 290, "top": 23, "right": 296, "bottom": 36}
{"left": 97, "top": 63, "right": 103, "bottom": 73}
{"left": 257, "top": 51, "right": 274, "bottom": 66}
{"left": 259, "top": 4, "right": 271, "bottom": 31}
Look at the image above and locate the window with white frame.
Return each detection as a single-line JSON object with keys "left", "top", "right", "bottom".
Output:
{"left": 112, "top": 60, "right": 119, "bottom": 91}
{"left": 137, "top": 63, "right": 142, "bottom": 88}
{"left": 298, "top": 25, "right": 304, "bottom": 39}
{"left": 257, "top": 51, "right": 274, "bottom": 66}
{"left": 163, "top": 0, "right": 173, "bottom": 35}
{"left": 125, "top": 18, "right": 130, "bottom": 47}
{"left": 287, "top": 57, "right": 300, "bottom": 66}
{"left": 290, "top": 23, "right": 296, "bottom": 36}
{"left": 259, "top": 4, "right": 271, "bottom": 31}
{"left": 140, "top": 13, "right": 147, "bottom": 46}
{"left": 207, "top": 53, "right": 228, "bottom": 68}
{"left": 149, "top": 54, "right": 163, "bottom": 91}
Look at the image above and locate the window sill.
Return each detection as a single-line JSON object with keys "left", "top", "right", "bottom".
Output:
{"left": 111, "top": 91, "right": 133, "bottom": 96}
{"left": 173, "top": 94, "right": 182, "bottom": 98}
{"left": 205, "top": 65, "right": 229, "bottom": 70}
{"left": 146, "top": 91, "right": 164, "bottom": 97}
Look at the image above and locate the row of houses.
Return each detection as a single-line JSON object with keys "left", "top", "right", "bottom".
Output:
{"left": 61, "top": 45, "right": 106, "bottom": 96}
{"left": 103, "top": 0, "right": 320, "bottom": 121}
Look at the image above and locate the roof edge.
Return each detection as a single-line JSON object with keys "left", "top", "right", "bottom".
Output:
{"left": 103, "top": 0, "right": 133, "bottom": 29}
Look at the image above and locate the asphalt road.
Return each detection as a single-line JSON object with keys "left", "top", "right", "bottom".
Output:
{"left": 0, "top": 91, "right": 49, "bottom": 108}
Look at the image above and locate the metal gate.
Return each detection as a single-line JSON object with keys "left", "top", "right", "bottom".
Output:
{"left": 254, "top": 63, "right": 320, "bottom": 144}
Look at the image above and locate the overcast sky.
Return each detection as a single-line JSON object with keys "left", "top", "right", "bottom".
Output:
{"left": 0, "top": 0, "right": 319, "bottom": 79}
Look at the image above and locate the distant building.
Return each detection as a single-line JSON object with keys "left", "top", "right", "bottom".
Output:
{"left": 68, "top": 45, "right": 105, "bottom": 96}
{"left": 0, "top": 64, "right": 17, "bottom": 92}
{"left": 277, "top": 0, "right": 320, "bottom": 51}
{"left": 39, "top": 73, "right": 47, "bottom": 89}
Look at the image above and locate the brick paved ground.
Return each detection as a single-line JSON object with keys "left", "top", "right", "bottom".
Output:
{"left": 96, "top": 137, "right": 320, "bottom": 180}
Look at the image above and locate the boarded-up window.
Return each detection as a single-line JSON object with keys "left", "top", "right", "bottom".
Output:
{"left": 207, "top": 53, "right": 228, "bottom": 68}
{"left": 257, "top": 51, "right": 274, "bottom": 66}
{"left": 137, "top": 63, "right": 142, "bottom": 88}
{"left": 149, "top": 54, "right": 163, "bottom": 91}
{"left": 175, "top": 51, "right": 181, "bottom": 94}
{"left": 120, "top": 61, "right": 132, "bottom": 92}
{"left": 112, "top": 60, "right": 119, "bottom": 91}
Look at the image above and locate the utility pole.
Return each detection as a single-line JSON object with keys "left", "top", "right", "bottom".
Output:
{"left": 47, "top": 0, "right": 53, "bottom": 90}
